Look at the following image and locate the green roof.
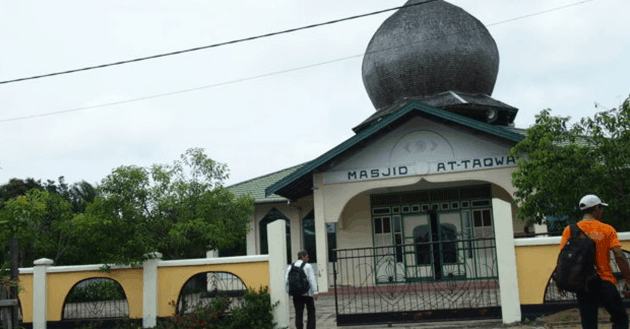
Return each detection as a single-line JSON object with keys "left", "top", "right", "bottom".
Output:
{"left": 227, "top": 164, "right": 304, "bottom": 203}
{"left": 266, "top": 101, "right": 526, "bottom": 200}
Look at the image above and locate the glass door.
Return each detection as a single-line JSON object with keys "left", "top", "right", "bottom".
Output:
{"left": 403, "top": 214, "right": 434, "bottom": 281}
{"left": 437, "top": 212, "right": 466, "bottom": 279}
{"left": 472, "top": 209, "right": 496, "bottom": 278}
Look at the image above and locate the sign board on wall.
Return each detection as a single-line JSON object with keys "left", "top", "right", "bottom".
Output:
{"left": 323, "top": 123, "right": 519, "bottom": 185}
{"left": 323, "top": 155, "right": 516, "bottom": 184}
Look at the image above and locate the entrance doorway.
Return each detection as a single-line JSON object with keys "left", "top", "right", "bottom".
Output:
{"left": 370, "top": 185, "right": 496, "bottom": 283}
{"left": 404, "top": 210, "right": 464, "bottom": 281}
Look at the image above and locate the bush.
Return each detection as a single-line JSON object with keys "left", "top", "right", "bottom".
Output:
{"left": 230, "top": 287, "right": 277, "bottom": 329}
{"left": 156, "top": 286, "right": 278, "bottom": 329}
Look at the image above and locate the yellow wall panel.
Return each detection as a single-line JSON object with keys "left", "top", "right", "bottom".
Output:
{"left": 17, "top": 273, "right": 34, "bottom": 323}
{"left": 157, "top": 261, "right": 270, "bottom": 317}
{"left": 45, "top": 268, "right": 144, "bottom": 321}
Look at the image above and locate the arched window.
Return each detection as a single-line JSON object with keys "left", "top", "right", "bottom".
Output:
{"left": 302, "top": 210, "right": 337, "bottom": 263}
{"left": 259, "top": 208, "right": 291, "bottom": 263}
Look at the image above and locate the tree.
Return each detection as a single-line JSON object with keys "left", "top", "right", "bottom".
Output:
{"left": 42, "top": 177, "right": 98, "bottom": 213}
{"left": 510, "top": 95, "right": 630, "bottom": 231}
{"left": 0, "top": 177, "right": 96, "bottom": 266}
{"left": 0, "top": 178, "right": 43, "bottom": 206}
{"left": 0, "top": 189, "right": 78, "bottom": 266}
{"left": 74, "top": 148, "right": 254, "bottom": 265}
{"left": 0, "top": 177, "right": 97, "bottom": 213}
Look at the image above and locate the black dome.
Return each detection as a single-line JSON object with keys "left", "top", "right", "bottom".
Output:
{"left": 362, "top": 0, "right": 500, "bottom": 111}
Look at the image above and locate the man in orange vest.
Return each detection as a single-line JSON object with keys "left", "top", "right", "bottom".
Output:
{"left": 560, "top": 194, "right": 630, "bottom": 329}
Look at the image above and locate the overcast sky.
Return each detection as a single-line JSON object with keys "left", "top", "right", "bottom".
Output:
{"left": 1, "top": 0, "right": 629, "bottom": 188}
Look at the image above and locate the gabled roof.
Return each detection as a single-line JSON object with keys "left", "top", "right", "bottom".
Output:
{"left": 265, "top": 101, "right": 525, "bottom": 201}
{"left": 228, "top": 164, "right": 304, "bottom": 203}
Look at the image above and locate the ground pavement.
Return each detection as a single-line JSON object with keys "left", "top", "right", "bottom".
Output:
{"left": 287, "top": 294, "right": 620, "bottom": 329}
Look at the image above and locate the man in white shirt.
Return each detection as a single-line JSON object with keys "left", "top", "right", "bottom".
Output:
{"left": 285, "top": 250, "right": 318, "bottom": 329}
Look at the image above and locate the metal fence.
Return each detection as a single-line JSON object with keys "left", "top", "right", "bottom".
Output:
{"left": 176, "top": 271, "right": 247, "bottom": 315}
{"left": 333, "top": 237, "right": 501, "bottom": 326}
{"left": 544, "top": 250, "right": 630, "bottom": 303}
{"left": 62, "top": 278, "right": 129, "bottom": 320}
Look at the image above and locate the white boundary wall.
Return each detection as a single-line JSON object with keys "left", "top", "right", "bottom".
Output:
{"left": 515, "top": 232, "right": 630, "bottom": 247}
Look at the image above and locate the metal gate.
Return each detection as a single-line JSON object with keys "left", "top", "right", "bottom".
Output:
{"left": 332, "top": 237, "right": 500, "bottom": 326}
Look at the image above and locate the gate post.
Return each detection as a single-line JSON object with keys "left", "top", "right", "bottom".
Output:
{"left": 492, "top": 197, "right": 521, "bottom": 324}
{"left": 268, "top": 220, "right": 290, "bottom": 328}
{"left": 33, "top": 258, "right": 54, "bottom": 329}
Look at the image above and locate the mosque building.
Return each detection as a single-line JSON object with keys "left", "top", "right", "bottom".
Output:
{"left": 227, "top": 1, "right": 545, "bottom": 322}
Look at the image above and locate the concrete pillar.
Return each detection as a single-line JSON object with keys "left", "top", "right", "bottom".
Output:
{"left": 313, "top": 175, "right": 329, "bottom": 293}
{"left": 492, "top": 197, "right": 521, "bottom": 324}
{"left": 206, "top": 249, "right": 218, "bottom": 258}
{"left": 268, "top": 220, "right": 290, "bottom": 328}
{"left": 289, "top": 211, "right": 301, "bottom": 266}
{"left": 143, "top": 252, "right": 162, "bottom": 328}
{"left": 33, "top": 258, "right": 54, "bottom": 329}
{"left": 246, "top": 214, "right": 256, "bottom": 255}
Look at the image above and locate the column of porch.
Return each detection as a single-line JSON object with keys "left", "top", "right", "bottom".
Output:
{"left": 492, "top": 197, "right": 522, "bottom": 324}
{"left": 313, "top": 174, "right": 329, "bottom": 293}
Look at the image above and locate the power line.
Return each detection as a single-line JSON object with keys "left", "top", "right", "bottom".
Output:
{"left": 486, "top": 0, "right": 595, "bottom": 26}
{"left": 0, "top": 1, "right": 437, "bottom": 85}
{"left": 0, "top": 0, "right": 598, "bottom": 123}
{"left": 0, "top": 55, "right": 362, "bottom": 123}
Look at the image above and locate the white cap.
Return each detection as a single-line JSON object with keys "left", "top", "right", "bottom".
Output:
{"left": 579, "top": 194, "right": 609, "bottom": 210}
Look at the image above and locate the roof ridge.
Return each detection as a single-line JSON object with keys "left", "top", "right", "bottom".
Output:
{"left": 227, "top": 162, "right": 306, "bottom": 188}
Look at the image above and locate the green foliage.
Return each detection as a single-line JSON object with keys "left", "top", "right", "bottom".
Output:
{"left": 74, "top": 320, "right": 104, "bottom": 329}
{"left": 1, "top": 260, "right": 18, "bottom": 290}
{"left": 510, "top": 95, "right": 630, "bottom": 230}
{"left": 114, "top": 317, "right": 142, "bottom": 329}
{"left": 66, "top": 279, "right": 125, "bottom": 303}
{"left": 0, "top": 189, "right": 80, "bottom": 266}
{"left": 75, "top": 148, "right": 254, "bottom": 265}
{"left": 157, "top": 286, "right": 278, "bottom": 329}
{"left": 0, "top": 148, "right": 251, "bottom": 267}
{"left": 229, "top": 286, "right": 278, "bottom": 329}
{"left": 0, "top": 178, "right": 44, "bottom": 205}
{"left": 0, "top": 177, "right": 97, "bottom": 267}
{"left": 0, "top": 177, "right": 96, "bottom": 213}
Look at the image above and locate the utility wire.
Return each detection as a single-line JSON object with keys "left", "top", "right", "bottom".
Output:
{"left": 0, "top": 55, "right": 362, "bottom": 123}
{"left": 486, "top": 0, "right": 595, "bottom": 26}
{"left": 0, "top": 0, "right": 598, "bottom": 123}
{"left": 0, "top": 1, "right": 437, "bottom": 85}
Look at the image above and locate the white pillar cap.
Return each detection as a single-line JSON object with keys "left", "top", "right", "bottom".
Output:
{"left": 33, "top": 258, "right": 54, "bottom": 266}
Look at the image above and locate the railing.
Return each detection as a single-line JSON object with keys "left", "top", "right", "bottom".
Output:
{"left": 176, "top": 272, "right": 247, "bottom": 315}
{"left": 332, "top": 237, "right": 501, "bottom": 326}
{"left": 543, "top": 250, "right": 630, "bottom": 303}
{"left": 514, "top": 231, "right": 564, "bottom": 238}
{"left": 62, "top": 278, "right": 130, "bottom": 320}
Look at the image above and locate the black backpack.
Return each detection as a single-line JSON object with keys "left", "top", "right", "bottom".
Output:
{"left": 288, "top": 262, "right": 310, "bottom": 296}
{"left": 552, "top": 223, "right": 599, "bottom": 293}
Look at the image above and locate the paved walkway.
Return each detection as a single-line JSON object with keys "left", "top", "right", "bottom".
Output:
{"left": 287, "top": 294, "right": 619, "bottom": 329}
{"left": 287, "top": 294, "right": 509, "bottom": 329}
